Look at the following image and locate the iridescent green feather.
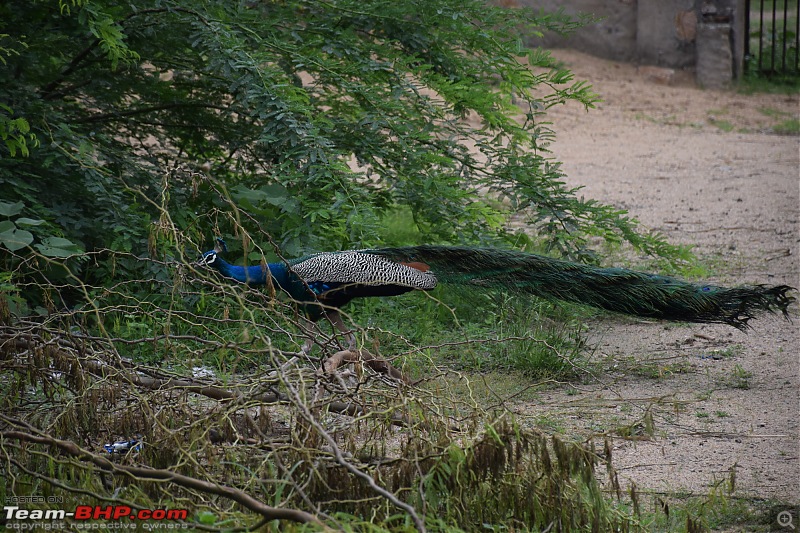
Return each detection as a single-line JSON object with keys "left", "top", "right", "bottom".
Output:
{"left": 366, "top": 245, "right": 794, "bottom": 330}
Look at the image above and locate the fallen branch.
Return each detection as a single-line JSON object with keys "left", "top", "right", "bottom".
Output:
{"left": 2, "top": 330, "right": 418, "bottom": 428}
{"left": 323, "top": 349, "right": 410, "bottom": 384}
{"left": 0, "top": 423, "right": 326, "bottom": 528}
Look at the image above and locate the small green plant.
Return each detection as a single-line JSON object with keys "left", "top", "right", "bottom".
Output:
{"left": 705, "top": 344, "right": 744, "bottom": 359}
{"left": 773, "top": 118, "right": 800, "bottom": 134}
{"left": 757, "top": 107, "right": 800, "bottom": 134}
{"left": 534, "top": 414, "right": 566, "bottom": 433}
{"left": 709, "top": 117, "right": 735, "bottom": 132}
{"left": 625, "top": 356, "right": 693, "bottom": 380}
{"left": 728, "top": 364, "right": 753, "bottom": 390}
{"left": 0, "top": 201, "right": 83, "bottom": 257}
{"left": 644, "top": 485, "right": 783, "bottom": 531}
{"left": 758, "top": 106, "right": 792, "bottom": 118}
{"left": 0, "top": 103, "right": 38, "bottom": 157}
{"left": 696, "top": 388, "right": 714, "bottom": 401}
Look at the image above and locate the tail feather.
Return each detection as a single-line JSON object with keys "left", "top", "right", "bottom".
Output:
{"left": 367, "top": 245, "right": 795, "bottom": 330}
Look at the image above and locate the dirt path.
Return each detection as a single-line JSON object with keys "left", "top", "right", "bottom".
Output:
{"left": 521, "top": 50, "right": 799, "bottom": 507}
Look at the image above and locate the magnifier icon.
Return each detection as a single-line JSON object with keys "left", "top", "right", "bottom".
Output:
{"left": 779, "top": 511, "right": 796, "bottom": 530}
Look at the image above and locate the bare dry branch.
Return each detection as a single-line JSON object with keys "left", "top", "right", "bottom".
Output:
{"left": 0, "top": 424, "right": 325, "bottom": 528}
{"left": 323, "top": 349, "right": 411, "bottom": 384}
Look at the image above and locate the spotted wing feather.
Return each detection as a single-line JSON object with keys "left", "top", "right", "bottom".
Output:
{"left": 291, "top": 251, "right": 437, "bottom": 290}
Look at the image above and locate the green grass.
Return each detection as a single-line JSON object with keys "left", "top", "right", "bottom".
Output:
{"left": 374, "top": 206, "right": 427, "bottom": 245}
{"left": 348, "top": 288, "right": 588, "bottom": 381}
{"left": 598, "top": 240, "right": 701, "bottom": 279}
{"left": 773, "top": 117, "right": 800, "bottom": 134}
{"left": 708, "top": 117, "right": 735, "bottom": 132}
{"left": 758, "top": 106, "right": 793, "bottom": 118}
{"left": 703, "top": 344, "right": 744, "bottom": 360}
{"left": 757, "top": 107, "right": 800, "bottom": 134}
{"left": 629, "top": 359, "right": 694, "bottom": 380}
{"left": 643, "top": 492, "right": 778, "bottom": 532}
{"left": 738, "top": 74, "right": 800, "bottom": 93}
{"left": 730, "top": 364, "right": 754, "bottom": 389}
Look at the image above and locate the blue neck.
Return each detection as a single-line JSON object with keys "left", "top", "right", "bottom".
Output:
{"left": 213, "top": 257, "right": 291, "bottom": 289}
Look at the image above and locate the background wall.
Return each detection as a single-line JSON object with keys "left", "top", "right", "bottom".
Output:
{"left": 519, "top": 0, "right": 747, "bottom": 87}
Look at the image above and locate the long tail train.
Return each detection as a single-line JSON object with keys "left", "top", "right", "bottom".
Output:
{"left": 366, "top": 245, "right": 795, "bottom": 330}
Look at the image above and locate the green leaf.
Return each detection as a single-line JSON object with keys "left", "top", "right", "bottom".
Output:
{"left": 14, "top": 217, "right": 45, "bottom": 226}
{"left": 0, "top": 201, "right": 24, "bottom": 217}
{"left": 259, "top": 184, "right": 291, "bottom": 206}
{"left": 35, "top": 236, "right": 83, "bottom": 257}
{"left": 196, "top": 512, "right": 216, "bottom": 525}
{"left": 230, "top": 184, "right": 269, "bottom": 204}
{"left": 0, "top": 225, "right": 34, "bottom": 251}
{"left": 231, "top": 184, "right": 299, "bottom": 214}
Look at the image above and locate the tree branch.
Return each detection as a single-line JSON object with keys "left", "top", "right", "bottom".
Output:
{"left": 73, "top": 103, "right": 229, "bottom": 124}
{"left": 1, "top": 330, "right": 417, "bottom": 428}
{"left": 40, "top": 39, "right": 102, "bottom": 99}
{"left": 41, "top": 6, "right": 209, "bottom": 99}
{"left": 323, "top": 348, "right": 411, "bottom": 384}
{"left": 0, "top": 425, "right": 326, "bottom": 528}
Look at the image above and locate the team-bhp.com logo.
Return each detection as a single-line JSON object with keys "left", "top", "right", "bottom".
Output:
{"left": 4, "top": 505, "right": 188, "bottom": 529}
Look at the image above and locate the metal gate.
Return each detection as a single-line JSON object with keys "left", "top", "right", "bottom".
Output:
{"left": 745, "top": 0, "right": 799, "bottom": 76}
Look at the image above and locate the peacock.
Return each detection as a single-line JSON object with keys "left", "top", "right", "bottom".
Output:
{"left": 198, "top": 239, "right": 794, "bottom": 354}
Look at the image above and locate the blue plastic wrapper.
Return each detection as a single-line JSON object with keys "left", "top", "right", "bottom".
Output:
{"left": 103, "top": 438, "right": 143, "bottom": 454}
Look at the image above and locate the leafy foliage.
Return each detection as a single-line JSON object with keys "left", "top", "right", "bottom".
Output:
{"left": 1, "top": 0, "right": 678, "bottom": 298}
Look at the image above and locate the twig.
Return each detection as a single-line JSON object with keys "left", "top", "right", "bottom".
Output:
{"left": 2, "top": 328, "right": 419, "bottom": 428}
{"left": 0, "top": 425, "right": 325, "bottom": 527}
{"left": 281, "top": 378, "right": 427, "bottom": 533}
{"left": 323, "top": 349, "right": 410, "bottom": 384}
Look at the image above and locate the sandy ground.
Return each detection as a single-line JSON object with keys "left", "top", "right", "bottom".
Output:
{"left": 518, "top": 50, "right": 799, "bottom": 508}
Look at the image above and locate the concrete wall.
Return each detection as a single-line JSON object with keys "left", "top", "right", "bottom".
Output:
{"left": 527, "top": 0, "right": 639, "bottom": 61}
{"left": 520, "top": 0, "right": 747, "bottom": 87}
{"left": 637, "top": 0, "right": 697, "bottom": 68}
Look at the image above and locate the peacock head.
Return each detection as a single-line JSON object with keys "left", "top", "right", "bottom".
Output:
{"left": 197, "top": 238, "right": 228, "bottom": 268}
{"left": 198, "top": 249, "right": 218, "bottom": 266}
